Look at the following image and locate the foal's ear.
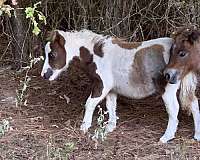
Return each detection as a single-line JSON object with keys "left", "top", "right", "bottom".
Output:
{"left": 188, "top": 30, "right": 200, "bottom": 44}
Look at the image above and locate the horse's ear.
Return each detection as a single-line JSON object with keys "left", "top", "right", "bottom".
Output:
{"left": 46, "top": 31, "right": 57, "bottom": 42}
{"left": 188, "top": 30, "right": 200, "bottom": 44}
{"left": 57, "top": 33, "right": 65, "bottom": 47}
{"left": 45, "top": 31, "right": 65, "bottom": 46}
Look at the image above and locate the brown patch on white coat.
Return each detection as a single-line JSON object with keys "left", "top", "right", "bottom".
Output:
{"left": 43, "top": 30, "right": 104, "bottom": 98}
{"left": 112, "top": 37, "right": 142, "bottom": 49}
{"left": 78, "top": 46, "right": 103, "bottom": 98}
{"left": 49, "top": 31, "right": 66, "bottom": 69}
{"left": 93, "top": 37, "right": 141, "bottom": 57}
{"left": 93, "top": 40, "right": 104, "bottom": 57}
{"left": 130, "top": 44, "right": 167, "bottom": 95}
{"left": 42, "top": 31, "right": 66, "bottom": 80}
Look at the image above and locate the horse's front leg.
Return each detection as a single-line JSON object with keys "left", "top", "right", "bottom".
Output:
{"left": 179, "top": 72, "right": 200, "bottom": 141}
{"left": 160, "top": 81, "right": 180, "bottom": 143}
{"left": 80, "top": 83, "right": 112, "bottom": 133}
{"left": 191, "top": 98, "right": 200, "bottom": 141}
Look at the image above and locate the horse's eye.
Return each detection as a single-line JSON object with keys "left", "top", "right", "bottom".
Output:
{"left": 178, "top": 51, "right": 187, "bottom": 57}
{"left": 49, "top": 52, "right": 56, "bottom": 59}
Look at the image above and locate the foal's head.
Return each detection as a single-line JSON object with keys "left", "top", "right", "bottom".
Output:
{"left": 41, "top": 31, "right": 68, "bottom": 80}
{"left": 164, "top": 27, "right": 200, "bottom": 84}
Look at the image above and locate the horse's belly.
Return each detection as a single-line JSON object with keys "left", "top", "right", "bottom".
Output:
{"left": 113, "top": 73, "right": 156, "bottom": 99}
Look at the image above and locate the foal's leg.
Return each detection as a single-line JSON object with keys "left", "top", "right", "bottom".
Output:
{"left": 105, "top": 92, "right": 117, "bottom": 133}
{"left": 80, "top": 87, "right": 112, "bottom": 133}
{"left": 160, "top": 81, "right": 180, "bottom": 143}
{"left": 179, "top": 73, "right": 200, "bottom": 141}
{"left": 191, "top": 98, "right": 200, "bottom": 141}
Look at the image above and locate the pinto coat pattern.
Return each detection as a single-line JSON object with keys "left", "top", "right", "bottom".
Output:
{"left": 41, "top": 29, "right": 199, "bottom": 143}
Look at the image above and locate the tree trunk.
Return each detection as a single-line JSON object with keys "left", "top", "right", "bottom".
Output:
{"left": 7, "top": 0, "right": 30, "bottom": 69}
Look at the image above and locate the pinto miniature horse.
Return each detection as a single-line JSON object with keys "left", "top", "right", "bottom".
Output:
{"left": 164, "top": 27, "right": 200, "bottom": 141}
{"left": 41, "top": 29, "right": 197, "bottom": 143}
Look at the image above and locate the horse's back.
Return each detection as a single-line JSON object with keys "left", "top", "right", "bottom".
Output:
{"left": 111, "top": 37, "right": 173, "bottom": 98}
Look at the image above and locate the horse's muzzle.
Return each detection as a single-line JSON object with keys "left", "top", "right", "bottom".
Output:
{"left": 44, "top": 68, "right": 53, "bottom": 80}
{"left": 164, "top": 69, "right": 179, "bottom": 84}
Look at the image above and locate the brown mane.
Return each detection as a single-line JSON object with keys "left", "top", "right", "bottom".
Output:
{"left": 171, "top": 26, "right": 200, "bottom": 44}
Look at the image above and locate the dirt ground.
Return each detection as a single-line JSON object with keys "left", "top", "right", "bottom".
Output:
{"left": 0, "top": 63, "right": 200, "bottom": 160}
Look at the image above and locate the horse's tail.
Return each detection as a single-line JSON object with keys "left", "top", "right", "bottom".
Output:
{"left": 179, "top": 72, "right": 197, "bottom": 115}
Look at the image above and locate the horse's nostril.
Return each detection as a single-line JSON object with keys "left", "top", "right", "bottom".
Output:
{"left": 44, "top": 73, "right": 49, "bottom": 79}
{"left": 165, "top": 73, "right": 171, "bottom": 81}
{"left": 44, "top": 68, "right": 53, "bottom": 79}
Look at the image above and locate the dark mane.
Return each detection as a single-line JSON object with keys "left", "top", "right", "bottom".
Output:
{"left": 172, "top": 26, "right": 200, "bottom": 44}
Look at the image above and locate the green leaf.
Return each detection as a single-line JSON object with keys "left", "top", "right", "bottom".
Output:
{"left": 25, "top": 7, "right": 34, "bottom": 18}
{"left": 32, "top": 25, "right": 41, "bottom": 36}
{"left": 25, "top": 2, "right": 46, "bottom": 36}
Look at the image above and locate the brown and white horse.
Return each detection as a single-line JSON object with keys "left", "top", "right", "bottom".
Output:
{"left": 164, "top": 27, "right": 200, "bottom": 142}
{"left": 41, "top": 29, "right": 198, "bottom": 143}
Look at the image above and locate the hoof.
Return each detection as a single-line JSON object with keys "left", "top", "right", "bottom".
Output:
{"left": 194, "top": 133, "right": 200, "bottom": 141}
{"left": 159, "top": 135, "right": 174, "bottom": 143}
{"left": 80, "top": 122, "right": 91, "bottom": 133}
{"left": 105, "top": 122, "right": 116, "bottom": 133}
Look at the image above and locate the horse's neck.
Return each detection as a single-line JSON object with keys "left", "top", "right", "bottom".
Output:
{"left": 65, "top": 31, "right": 104, "bottom": 61}
{"left": 67, "top": 37, "right": 94, "bottom": 61}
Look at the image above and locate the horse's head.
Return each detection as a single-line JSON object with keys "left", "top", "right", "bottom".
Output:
{"left": 41, "top": 31, "right": 68, "bottom": 81}
{"left": 164, "top": 26, "right": 200, "bottom": 84}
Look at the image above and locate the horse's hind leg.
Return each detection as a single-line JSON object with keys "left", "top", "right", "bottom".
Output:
{"left": 105, "top": 92, "right": 117, "bottom": 133}
{"left": 160, "top": 81, "right": 180, "bottom": 143}
{"left": 179, "top": 72, "right": 200, "bottom": 141}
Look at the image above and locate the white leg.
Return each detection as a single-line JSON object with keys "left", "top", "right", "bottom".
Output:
{"left": 178, "top": 72, "right": 200, "bottom": 141}
{"left": 160, "top": 81, "right": 180, "bottom": 143}
{"left": 105, "top": 92, "right": 117, "bottom": 133}
{"left": 80, "top": 88, "right": 111, "bottom": 133}
{"left": 191, "top": 98, "right": 200, "bottom": 141}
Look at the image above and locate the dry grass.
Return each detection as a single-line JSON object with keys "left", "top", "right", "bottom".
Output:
{"left": 1, "top": 0, "right": 200, "bottom": 63}
{"left": 42, "top": 0, "right": 200, "bottom": 40}
{"left": 0, "top": 65, "right": 200, "bottom": 159}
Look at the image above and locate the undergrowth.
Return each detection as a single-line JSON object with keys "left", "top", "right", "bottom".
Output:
{"left": 46, "top": 136, "right": 75, "bottom": 160}
{"left": 0, "top": 119, "right": 10, "bottom": 137}
{"left": 92, "top": 105, "right": 108, "bottom": 142}
{"left": 16, "top": 55, "right": 43, "bottom": 107}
